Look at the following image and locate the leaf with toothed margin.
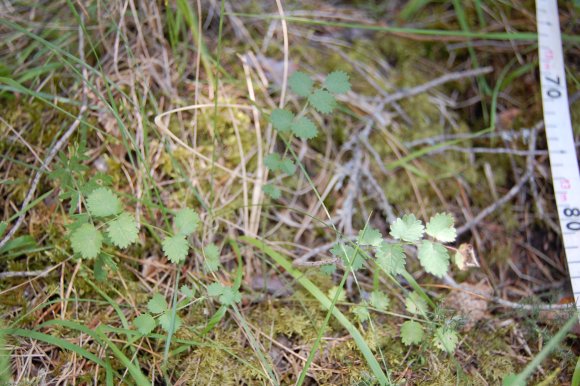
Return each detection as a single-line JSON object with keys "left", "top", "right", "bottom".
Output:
{"left": 86, "top": 188, "right": 121, "bottom": 218}
{"left": 417, "top": 240, "right": 450, "bottom": 278}
{"left": 134, "top": 314, "right": 156, "bottom": 335}
{"left": 308, "top": 89, "right": 336, "bottom": 114}
{"left": 291, "top": 116, "right": 318, "bottom": 140}
{"left": 323, "top": 71, "right": 351, "bottom": 94}
{"left": 263, "top": 184, "right": 281, "bottom": 199}
{"left": 289, "top": 71, "right": 313, "bottom": 97}
{"left": 401, "top": 320, "right": 424, "bottom": 346}
{"left": 270, "top": 109, "right": 294, "bottom": 132}
{"left": 70, "top": 223, "right": 103, "bottom": 259}
{"left": 107, "top": 212, "right": 139, "bottom": 249}
{"left": 389, "top": 214, "right": 424, "bottom": 242}
{"left": 162, "top": 235, "right": 189, "bottom": 264}
{"left": 426, "top": 213, "right": 456, "bottom": 243}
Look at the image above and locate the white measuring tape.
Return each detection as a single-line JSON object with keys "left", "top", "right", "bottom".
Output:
{"left": 536, "top": 0, "right": 580, "bottom": 306}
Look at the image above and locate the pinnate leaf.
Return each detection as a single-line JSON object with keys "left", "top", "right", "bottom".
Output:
{"left": 289, "top": 71, "right": 313, "bottom": 97}
{"left": 147, "top": 293, "right": 168, "bottom": 314}
{"left": 389, "top": 214, "right": 424, "bottom": 242}
{"left": 426, "top": 213, "right": 456, "bottom": 243}
{"left": 162, "top": 235, "right": 189, "bottom": 264}
{"left": 291, "top": 116, "right": 318, "bottom": 140}
{"left": 270, "top": 109, "right": 294, "bottom": 132}
{"left": 86, "top": 187, "right": 121, "bottom": 217}
{"left": 417, "top": 240, "right": 450, "bottom": 278}
{"left": 107, "top": 212, "right": 139, "bottom": 248}
{"left": 357, "top": 226, "right": 382, "bottom": 247}
{"left": 134, "top": 314, "right": 156, "bottom": 335}
{"left": 375, "top": 241, "right": 406, "bottom": 275}
{"left": 70, "top": 223, "right": 103, "bottom": 259}
{"left": 263, "top": 184, "right": 281, "bottom": 199}
{"left": 400, "top": 320, "right": 424, "bottom": 346}
{"left": 174, "top": 208, "right": 200, "bottom": 236}
{"left": 323, "top": 71, "right": 351, "bottom": 94}
{"left": 308, "top": 89, "right": 336, "bottom": 114}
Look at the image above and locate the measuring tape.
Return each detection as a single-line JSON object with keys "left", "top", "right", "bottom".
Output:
{"left": 536, "top": 0, "right": 580, "bottom": 306}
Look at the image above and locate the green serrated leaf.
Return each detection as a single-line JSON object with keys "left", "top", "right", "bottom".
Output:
{"left": 330, "top": 243, "right": 364, "bottom": 271}
{"left": 180, "top": 285, "right": 196, "bottom": 298}
{"left": 264, "top": 153, "right": 282, "bottom": 171}
{"left": 174, "top": 208, "right": 200, "bottom": 236}
{"left": 426, "top": 213, "right": 457, "bottom": 243}
{"left": 162, "top": 235, "right": 189, "bottom": 264}
{"left": 107, "top": 212, "right": 139, "bottom": 249}
{"left": 265, "top": 153, "right": 296, "bottom": 175}
{"left": 288, "top": 71, "right": 313, "bottom": 97}
{"left": 86, "top": 187, "right": 121, "bottom": 217}
{"left": 291, "top": 116, "right": 318, "bottom": 140}
{"left": 147, "top": 293, "right": 168, "bottom": 314}
{"left": 433, "top": 327, "right": 459, "bottom": 353}
{"left": 159, "top": 313, "right": 182, "bottom": 332}
{"left": 352, "top": 303, "right": 370, "bottom": 322}
{"left": 279, "top": 158, "right": 296, "bottom": 175}
{"left": 375, "top": 241, "right": 406, "bottom": 275}
{"left": 369, "top": 291, "right": 390, "bottom": 311}
{"left": 405, "top": 292, "right": 428, "bottom": 315}
{"left": 263, "top": 184, "right": 281, "bottom": 199}
{"left": 357, "top": 226, "right": 382, "bottom": 247}
{"left": 308, "top": 89, "right": 336, "bottom": 114}
{"left": 70, "top": 223, "right": 103, "bottom": 259}
{"left": 204, "top": 243, "right": 221, "bottom": 272}
{"left": 219, "top": 286, "right": 242, "bottom": 306}
{"left": 207, "top": 282, "right": 225, "bottom": 297}
{"left": 323, "top": 71, "right": 351, "bottom": 94}
{"left": 400, "top": 320, "right": 424, "bottom": 346}
{"left": 270, "top": 109, "right": 294, "bottom": 132}
{"left": 417, "top": 240, "right": 450, "bottom": 278}
{"left": 389, "top": 214, "right": 425, "bottom": 242}
{"left": 134, "top": 314, "right": 156, "bottom": 335}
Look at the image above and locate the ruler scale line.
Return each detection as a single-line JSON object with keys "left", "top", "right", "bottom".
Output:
{"left": 536, "top": 0, "right": 580, "bottom": 310}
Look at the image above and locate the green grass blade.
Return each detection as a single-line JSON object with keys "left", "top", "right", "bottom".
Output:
{"left": 241, "top": 235, "right": 390, "bottom": 385}
{"left": 503, "top": 312, "right": 578, "bottom": 385}
{"left": 0, "top": 328, "right": 109, "bottom": 371}
{"left": 229, "top": 13, "right": 580, "bottom": 43}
